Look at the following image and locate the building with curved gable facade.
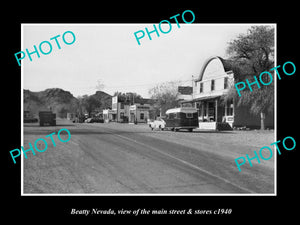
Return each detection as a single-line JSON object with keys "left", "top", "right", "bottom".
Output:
{"left": 178, "top": 56, "right": 274, "bottom": 130}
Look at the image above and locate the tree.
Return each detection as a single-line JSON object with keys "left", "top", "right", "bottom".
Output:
{"left": 58, "top": 106, "right": 68, "bottom": 118}
{"left": 148, "top": 81, "right": 180, "bottom": 116}
{"left": 113, "top": 92, "right": 143, "bottom": 104}
{"left": 226, "top": 26, "right": 275, "bottom": 129}
{"left": 79, "top": 95, "right": 100, "bottom": 117}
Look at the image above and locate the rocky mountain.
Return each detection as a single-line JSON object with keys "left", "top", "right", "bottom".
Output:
{"left": 24, "top": 88, "right": 112, "bottom": 118}
{"left": 91, "top": 91, "right": 112, "bottom": 110}
{"left": 24, "top": 88, "right": 79, "bottom": 118}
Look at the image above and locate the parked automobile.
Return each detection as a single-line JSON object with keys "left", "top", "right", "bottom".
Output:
{"left": 84, "top": 118, "right": 93, "bottom": 123}
{"left": 24, "top": 117, "right": 38, "bottom": 123}
{"left": 24, "top": 110, "right": 38, "bottom": 123}
{"left": 149, "top": 118, "right": 166, "bottom": 130}
{"left": 84, "top": 117, "right": 104, "bottom": 123}
{"left": 91, "top": 117, "right": 104, "bottom": 123}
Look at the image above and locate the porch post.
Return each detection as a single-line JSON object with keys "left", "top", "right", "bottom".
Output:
{"left": 206, "top": 102, "right": 209, "bottom": 121}
{"left": 215, "top": 98, "right": 218, "bottom": 122}
{"left": 201, "top": 102, "right": 204, "bottom": 121}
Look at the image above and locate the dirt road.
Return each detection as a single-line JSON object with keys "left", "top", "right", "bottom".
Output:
{"left": 23, "top": 120, "right": 274, "bottom": 194}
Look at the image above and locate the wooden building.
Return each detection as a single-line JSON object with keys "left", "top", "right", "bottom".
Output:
{"left": 178, "top": 56, "right": 274, "bottom": 130}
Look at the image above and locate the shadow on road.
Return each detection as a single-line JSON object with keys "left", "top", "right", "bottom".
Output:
{"left": 183, "top": 130, "right": 234, "bottom": 134}
{"left": 24, "top": 130, "right": 153, "bottom": 135}
{"left": 24, "top": 122, "right": 234, "bottom": 135}
{"left": 24, "top": 123, "right": 76, "bottom": 127}
{"left": 24, "top": 129, "right": 234, "bottom": 136}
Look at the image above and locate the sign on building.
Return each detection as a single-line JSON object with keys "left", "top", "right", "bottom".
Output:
{"left": 178, "top": 86, "right": 193, "bottom": 95}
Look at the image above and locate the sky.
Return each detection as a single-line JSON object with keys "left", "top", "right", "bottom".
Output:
{"left": 22, "top": 24, "right": 254, "bottom": 98}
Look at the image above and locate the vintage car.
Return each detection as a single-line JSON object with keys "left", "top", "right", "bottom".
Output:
{"left": 84, "top": 117, "right": 104, "bottom": 123}
{"left": 149, "top": 118, "right": 166, "bottom": 130}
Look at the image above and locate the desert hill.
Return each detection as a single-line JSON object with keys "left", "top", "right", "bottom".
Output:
{"left": 24, "top": 88, "right": 112, "bottom": 118}
{"left": 92, "top": 91, "right": 112, "bottom": 110}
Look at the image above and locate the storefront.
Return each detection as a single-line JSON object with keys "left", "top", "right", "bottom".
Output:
{"left": 104, "top": 96, "right": 153, "bottom": 123}
{"left": 179, "top": 56, "right": 273, "bottom": 130}
{"left": 179, "top": 56, "right": 234, "bottom": 130}
{"left": 129, "top": 104, "right": 151, "bottom": 123}
{"left": 182, "top": 96, "right": 234, "bottom": 130}
{"left": 103, "top": 109, "right": 117, "bottom": 122}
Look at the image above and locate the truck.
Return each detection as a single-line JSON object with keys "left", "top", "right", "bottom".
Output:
{"left": 39, "top": 111, "right": 56, "bottom": 126}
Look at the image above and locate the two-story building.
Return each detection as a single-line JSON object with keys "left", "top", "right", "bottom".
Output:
{"left": 178, "top": 56, "right": 274, "bottom": 130}
{"left": 103, "top": 96, "right": 130, "bottom": 122}
{"left": 129, "top": 103, "right": 151, "bottom": 123}
{"left": 103, "top": 96, "right": 153, "bottom": 123}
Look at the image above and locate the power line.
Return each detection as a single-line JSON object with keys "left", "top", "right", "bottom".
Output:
{"left": 72, "top": 79, "right": 194, "bottom": 90}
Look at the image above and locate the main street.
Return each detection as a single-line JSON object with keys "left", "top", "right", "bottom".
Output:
{"left": 23, "top": 120, "right": 274, "bottom": 194}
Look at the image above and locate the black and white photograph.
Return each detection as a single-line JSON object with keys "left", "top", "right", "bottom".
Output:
{"left": 4, "top": 4, "right": 298, "bottom": 221}
{"left": 21, "top": 24, "right": 275, "bottom": 195}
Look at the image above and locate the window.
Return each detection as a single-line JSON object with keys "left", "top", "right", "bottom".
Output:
{"left": 120, "top": 112, "right": 124, "bottom": 119}
{"left": 224, "top": 77, "right": 228, "bottom": 89}
{"left": 199, "top": 82, "right": 203, "bottom": 93}
{"left": 186, "top": 113, "right": 193, "bottom": 118}
{"left": 211, "top": 80, "right": 215, "bottom": 91}
{"left": 226, "top": 101, "right": 234, "bottom": 116}
{"left": 227, "top": 105, "right": 233, "bottom": 116}
{"left": 112, "top": 103, "right": 118, "bottom": 110}
{"left": 140, "top": 113, "right": 144, "bottom": 120}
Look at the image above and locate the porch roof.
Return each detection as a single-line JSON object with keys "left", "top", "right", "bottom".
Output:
{"left": 181, "top": 94, "right": 223, "bottom": 103}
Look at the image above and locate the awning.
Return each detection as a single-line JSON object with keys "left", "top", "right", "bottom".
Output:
{"left": 181, "top": 95, "right": 223, "bottom": 103}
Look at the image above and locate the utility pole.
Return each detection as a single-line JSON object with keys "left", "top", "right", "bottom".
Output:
{"left": 192, "top": 75, "right": 194, "bottom": 100}
{"left": 133, "top": 93, "right": 135, "bottom": 105}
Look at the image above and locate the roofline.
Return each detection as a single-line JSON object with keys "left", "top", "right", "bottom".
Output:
{"left": 165, "top": 107, "right": 198, "bottom": 114}
{"left": 195, "top": 56, "right": 231, "bottom": 82}
{"left": 180, "top": 95, "right": 223, "bottom": 103}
